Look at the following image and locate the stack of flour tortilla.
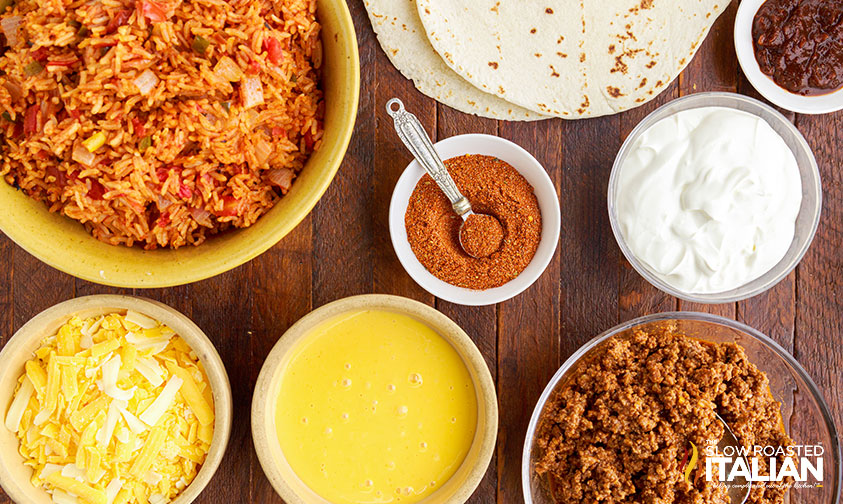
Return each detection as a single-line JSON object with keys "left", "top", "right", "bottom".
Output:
{"left": 364, "top": 0, "right": 728, "bottom": 121}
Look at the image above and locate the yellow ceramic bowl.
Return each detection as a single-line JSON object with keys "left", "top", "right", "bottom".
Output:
{"left": 0, "top": 295, "right": 233, "bottom": 504}
{"left": 251, "top": 294, "right": 499, "bottom": 504}
{"left": 0, "top": 0, "right": 359, "bottom": 288}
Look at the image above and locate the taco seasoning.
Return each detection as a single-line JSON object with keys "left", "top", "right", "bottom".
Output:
{"left": 460, "top": 213, "right": 504, "bottom": 258}
{"left": 404, "top": 154, "right": 541, "bottom": 290}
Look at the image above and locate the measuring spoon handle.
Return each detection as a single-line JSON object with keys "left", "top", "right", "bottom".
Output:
{"left": 386, "top": 98, "right": 471, "bottom": 216}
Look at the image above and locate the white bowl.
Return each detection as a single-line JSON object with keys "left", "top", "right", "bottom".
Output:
{"left": 735, "top": 0, "right": 843, "bottom": 114}
{"left": 389, "top": 134, "right": 561, "bottom": 306}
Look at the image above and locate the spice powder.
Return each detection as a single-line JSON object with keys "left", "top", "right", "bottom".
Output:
{"left": 404, "top": 154, "right": 542, "bottom": 290}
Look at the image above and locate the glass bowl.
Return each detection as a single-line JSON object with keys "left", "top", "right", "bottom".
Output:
{"left": 522, "top": 312, "right": 841, "bottom": 504}
{"left": 607, "top": 92, "right": 822, "bottom": 304}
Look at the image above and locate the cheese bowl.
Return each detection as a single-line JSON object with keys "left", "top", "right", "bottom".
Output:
{"left": 251, "top": 294, "right": 498, "bottom": 504}
{"left": 0, "top": 295, "right": 233, "bottom": 503}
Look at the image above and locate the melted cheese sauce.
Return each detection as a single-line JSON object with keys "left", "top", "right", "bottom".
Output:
{"left": 275, "top": 310, "right": 477, "bottom": 504}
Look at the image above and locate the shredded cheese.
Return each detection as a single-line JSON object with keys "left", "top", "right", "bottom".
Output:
{"left": 5, "top": 312, "right": 214, "bottom": 504}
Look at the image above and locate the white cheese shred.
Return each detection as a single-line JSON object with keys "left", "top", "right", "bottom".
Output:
{"left": 139, "top": 375, "right": 183, "bottom": 427}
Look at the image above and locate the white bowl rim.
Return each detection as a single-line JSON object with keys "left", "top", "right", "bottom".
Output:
{"left": 521, "top": 311, "right": 842, "bottom": 504}
{"left": 734, "top": 0, "right": 843, "bottom": 115}
{"left": 388, "top": 133, "right": 561, "bottom": 306}
{"left": 0, "top": 294, "right": 233, "bottom": 504}
{"left": 607, "top": 91, "right": 822, "bottom": 304}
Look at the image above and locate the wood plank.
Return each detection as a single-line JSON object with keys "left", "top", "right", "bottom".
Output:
{"left": 0, "top": 235, "right": 13, "bottom": 345}
{"left": 74, "top": 279, "right": 131, "bottom": 298}
{"left": 556, "top": 115, "right": 622, "bottom": 353}
{"left": 180, "top": 268, "right": 253, "bottom": 503}
{"left": 0, "top": 235, "right": 11, "bottom": 504}
{"left": 372, "top": 37, "right": 436, "bottom": 302}
{"left": 434, "top": 106, "right": 498, "bottom": 504}
{"left": 496, "top": 118, "right": 564, "bottom": 504}
{"left": 617, "top": 82, "right": 680, "bottom": 321}
{"left": 249, "top": 221, "right": 313, "bottom": 504}
{"left": 678, "top": 0, "right": 739, "bottom": 95}
{"left": 312, "top": 0, "right": 376, "bottom": 305}
{"left": 12, "top": 249, "right": 74, "bottom": 329}
{"left": 794, "top": 111, "right": 843, "bottom": 432}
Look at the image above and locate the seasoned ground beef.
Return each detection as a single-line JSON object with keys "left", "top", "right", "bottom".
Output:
{"left": 535, "top": 322, "right": 793, "bottom": 504}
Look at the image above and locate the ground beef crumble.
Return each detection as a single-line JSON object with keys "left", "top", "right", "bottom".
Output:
{"left": 535, "top": 322, "right": 794, "bottom": 504}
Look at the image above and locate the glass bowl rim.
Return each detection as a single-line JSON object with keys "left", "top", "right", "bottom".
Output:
{"left": 606, "top": 91, "right": 823, "bottom": 304}
{"left": 521, "top": 310, "right": 842, "bottom": 504}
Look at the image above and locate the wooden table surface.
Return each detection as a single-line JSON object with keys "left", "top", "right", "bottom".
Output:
{"left": 1, "top": 1, "right": 841, "bottom": 502}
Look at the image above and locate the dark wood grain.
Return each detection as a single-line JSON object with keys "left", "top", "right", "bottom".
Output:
{"left": 373, "top": 43, "right": 436, "bottom": 302}
{"left": 1, "top": 0, "right": 842, "bottom": 502}
{"left": 249, "top": 221, "right": 313, "bottom": 503}
{"left": 311, "top": 0, "right": 376, "bottom": 306}
{"left": 794, "top": 111, "right": 843, "bottom": 432}
{"left": 497, "top": 119, "right": 563, "bottom": 504}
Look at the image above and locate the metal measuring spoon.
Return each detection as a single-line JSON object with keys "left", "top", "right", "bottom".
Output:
{"left": 386, "top": 98, "right": 502, "bottom": 258}
{"left": 715, "top": 413, "right": 751, "bottom": 504}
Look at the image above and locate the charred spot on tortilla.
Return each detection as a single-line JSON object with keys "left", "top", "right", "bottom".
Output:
{"left": 549, "top": 65, "right": 560, "bottom": 77}
{"left": 534, "top": 53, "right": 542, "bottom": 58}
{"left": 607, "top": 86, "right": 624, "bottom": 97}
{"left": 612, "top": 56, "right": 628, "bottom": 74}
{"left": 640, "top": 0, "right": 654, "bottom": 8}
{"left": 609, "top": 44, "right": 616, "bottom": 54}
{"left": 498, "top": 86, "right": 505, "bottom": 94}
{"left": 577, "top": 96, "right": 590, "bottom": 114}
{"left": 557, "top": 52, "right": 567, "bottom": 58}
{"left": 579, "top": 53, "right": 586, "bottom": 63}
{"left": 557, "top": 36, "right": 564, "bottom": 44}
{"left": 530, "top": 28, "right": 537, "bottom": 34}
{"left": 646, "top": 60, "right": 657, "bottom": 68}
{"left": 638, "top": 78, "right": 647, "bottom": 89}
{"left": 545, "top": 7, "right": 553, "bottom": 14}
{"left": 488, "top": 61, "right": 498, "bottom": 69}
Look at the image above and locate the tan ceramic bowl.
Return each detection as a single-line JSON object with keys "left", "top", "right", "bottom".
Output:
{"left": 0, "top": 295, "right": 233, "bottom": 504}
{"left": 0, "top": 0, "right": 359, "bottom": 288}
{"left": 251, "top": 294, "right": 498, "bottom": 504}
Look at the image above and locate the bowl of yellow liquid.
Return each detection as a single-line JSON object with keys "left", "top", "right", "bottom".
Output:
{"left": 251, "top": 294, "right": 498, "bottom": 504}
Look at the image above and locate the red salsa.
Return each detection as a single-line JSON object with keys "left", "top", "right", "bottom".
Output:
{"left": 753, "top": 0, "right": 843, "bottom": 96}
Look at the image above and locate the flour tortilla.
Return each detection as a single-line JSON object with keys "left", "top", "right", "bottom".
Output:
{"left": 415, "top": 0, "right": 728, "bottom": 118}
{"left": 363, "top": 0, "right": 546, "bottom": 121}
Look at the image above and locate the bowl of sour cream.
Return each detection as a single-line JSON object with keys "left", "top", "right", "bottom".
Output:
{"left": 608, "top": 92, "right": 822, "bottom": 303}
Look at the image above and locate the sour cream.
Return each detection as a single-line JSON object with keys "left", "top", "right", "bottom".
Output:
{"left": 616, "top": 106, "right": 802, "bottom": 294}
